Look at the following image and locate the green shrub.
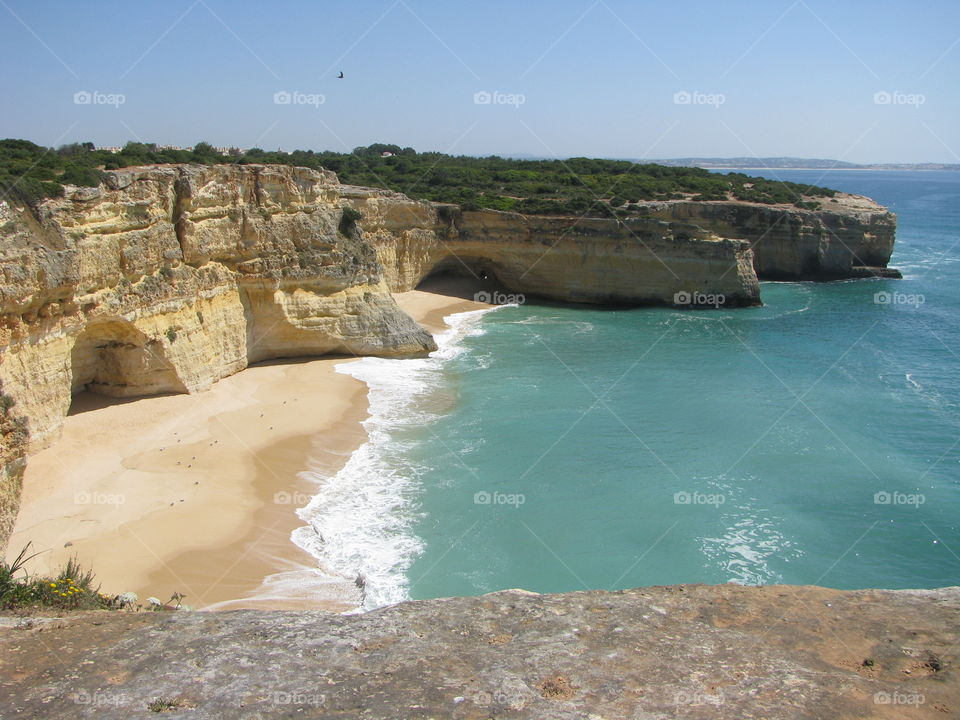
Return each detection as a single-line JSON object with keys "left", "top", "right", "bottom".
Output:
{"left": 0, "top": 544, "right": 119, "bottom": 610}
{"left": 339, "top": 206, "right": 363, "bottom": 235}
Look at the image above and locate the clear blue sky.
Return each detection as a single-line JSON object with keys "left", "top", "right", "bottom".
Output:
{"left": 1, "top": 0, "right": 957, "bottom": 162}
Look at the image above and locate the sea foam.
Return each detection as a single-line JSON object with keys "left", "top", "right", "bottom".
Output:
{"left": 292, "top": 307, "right": 504, "bottom": 611}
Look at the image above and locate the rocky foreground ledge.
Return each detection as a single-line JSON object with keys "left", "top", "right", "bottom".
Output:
{"left": 1, "top": 584, "right": 956, "bottom": 719}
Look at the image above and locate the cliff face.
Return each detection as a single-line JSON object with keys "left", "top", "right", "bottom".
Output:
{"left": 0, "top": 382, "right": 27, "bottom": 553}
{"left": 2, "top": 584, "right": 955, "bottom": 719}
{"left": 0, "top": 165, "right": 436, "bottom": 542}
{"left": 344, "top": 186, "right": 762, "bottom": 306}
{"left": 641, "top": 195, "right": 899, "bottom": 279}
{"left": 347, "top": 187, "right": 898, "bottom": 304}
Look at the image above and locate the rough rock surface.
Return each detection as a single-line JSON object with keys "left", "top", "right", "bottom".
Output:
{"left": 347, "top": 187, "right": 898, "bottom": 298}
{"left": 1, "top": 584, "right": 955, "bottom": 719}
{"left": 640, "top": 196, "right": 899, "bottom": 280}
{"left": 344, "top": 186, "right": 761, "bottom": 306}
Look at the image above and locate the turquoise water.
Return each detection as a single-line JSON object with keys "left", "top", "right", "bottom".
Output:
{"left": 303, "top": 170, "right": 960, "bottom": 607}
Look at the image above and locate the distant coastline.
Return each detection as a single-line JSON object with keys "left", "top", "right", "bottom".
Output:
{"left": 703, "top": 166, "right": 954, "bottom": 172}
{"left": 651, "top": 157, "right": 960, "bottom": 171}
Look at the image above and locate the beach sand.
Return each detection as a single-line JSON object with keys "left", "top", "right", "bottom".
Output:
{"left": 5, "top": 280, "right": 490, "bottom": 611}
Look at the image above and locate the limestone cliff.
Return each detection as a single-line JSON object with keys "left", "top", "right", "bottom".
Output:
{"left": 0, "top": 164, "right": 437, "bottom": 549}
{"left": 345, "top": 186, "right": 761, "bottom": 306}
{"left": 351, "top": 187, "right": 898, "bottom": 294}
{"left": 0, "top": 382, "right": 26, "bottom": 554}
{"left": 2, "top": 584, "right": 955, "bottom": 719}
{"left": 640, "top": 195, "right": 899, "bottom": 279}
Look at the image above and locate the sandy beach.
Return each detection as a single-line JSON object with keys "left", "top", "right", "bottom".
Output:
{"left": 5, "top": 282, "right": 489, "bottom": 611}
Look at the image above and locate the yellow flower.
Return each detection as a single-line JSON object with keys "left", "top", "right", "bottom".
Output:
{"left": 49, "top": 582, "right": 57, "bottom": 588}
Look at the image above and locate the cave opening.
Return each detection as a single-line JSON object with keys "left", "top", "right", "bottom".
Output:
{"left": 68, "top": 319, "right": 187, "bottom": 415}
{"left": 415, "top": 255, "right": 512, "bottom": 301}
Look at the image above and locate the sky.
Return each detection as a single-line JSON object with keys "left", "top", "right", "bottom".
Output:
{"left": 0, "top": 0, "right": 958, "bottom": 163}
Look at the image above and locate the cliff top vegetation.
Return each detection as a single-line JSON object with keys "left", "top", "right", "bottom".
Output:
{"left": 0, "top": 139, "right": 835, "bottom": 216}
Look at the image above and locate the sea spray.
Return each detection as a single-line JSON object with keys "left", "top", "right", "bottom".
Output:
{"left": 292, "top": 307, "right": 507, "bottom": 610}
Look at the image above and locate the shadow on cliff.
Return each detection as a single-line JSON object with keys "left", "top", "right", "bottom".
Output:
{"left": 414, "top": 272, "right": 670, "bottom": 312}
{"left": 414, "top": 273, "right": 508, "bottom": 302}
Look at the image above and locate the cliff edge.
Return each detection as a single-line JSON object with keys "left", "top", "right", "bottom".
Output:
{"left": 1, "top": 584, "right": 955, "bottom": 719}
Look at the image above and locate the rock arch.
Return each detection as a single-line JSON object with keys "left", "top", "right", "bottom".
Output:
{"left": 70, "top": 319, "right": 187, "bottom": 399}
{"left": 415, "top": 253, "right": 513, "bottom": 290}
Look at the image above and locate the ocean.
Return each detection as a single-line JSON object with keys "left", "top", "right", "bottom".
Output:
{"left": 297, "top": 169, "right": 960, "bottom": 609}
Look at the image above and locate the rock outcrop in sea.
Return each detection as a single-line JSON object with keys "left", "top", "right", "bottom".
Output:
{"left": 0, "top": 163, "right": 898, "bottom": 552}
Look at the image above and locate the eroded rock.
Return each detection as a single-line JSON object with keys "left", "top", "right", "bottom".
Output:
{"left": 0, "top": 584, "right": 954, "bottom": 719}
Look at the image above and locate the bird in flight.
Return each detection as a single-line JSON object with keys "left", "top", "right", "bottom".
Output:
{"left": 337, "top": 71, "right": 344, "bottom": 79}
